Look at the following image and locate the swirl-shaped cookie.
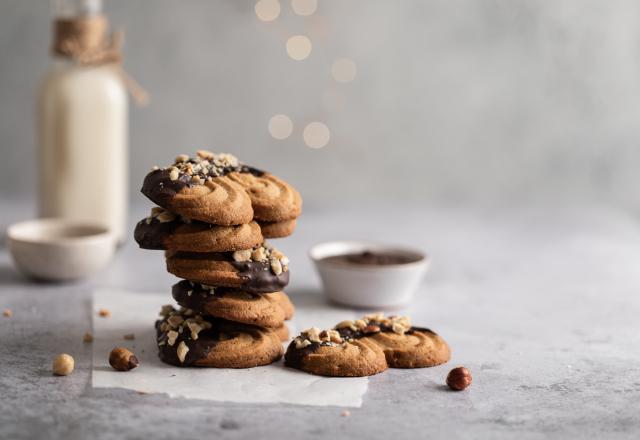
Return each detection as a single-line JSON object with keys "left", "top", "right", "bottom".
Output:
{"left": 172, "top": 280, "right": 294, "bottom": 329}
{"left": 165, "top": 243, "right": 290, "bottom": 293}
{"left": 141, "top": 151, "right": 301, "bottom": 225}
{"left": 285, "top": 336, "right": 387, "bottom": 377}
{"left": 226, "top": 172, "right": 302, "bottom": 222}
{"left": 134, "top": 208, "right": 263, "bottom": 252}
{"left": 258, "top": 219, "right": 297, "bottom": 239}
{"left": 284, "top": 314, "right": 451, "bottom": 377}
{"left": 156, "top": 306, "right": 283, "bottom": 368}
{"left": 142, "top": 169, "right": 253, "bottom": 225}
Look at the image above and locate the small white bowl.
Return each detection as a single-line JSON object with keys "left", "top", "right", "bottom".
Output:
{"left": 310, "top": 241, "right": 429, "bottom": 309}
{"left": 7, "top": 219, "right": 116, "bottom": 282}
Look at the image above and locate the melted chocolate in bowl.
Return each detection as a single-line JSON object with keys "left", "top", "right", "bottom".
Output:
{"left": 322, "top": 251, "right": 421, "bottom": 266}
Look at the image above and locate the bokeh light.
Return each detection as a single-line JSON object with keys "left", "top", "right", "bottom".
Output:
{"left": 291, "top": 0, "right": 317, "bottom": 16}
{"left": 255, "top": 0, "right": 280, "bottom": 22}
{"left": 303, "top": 122, "right": 330, "bottom": 149}
{"left": 268, "top": 114, "right": 293, "bottom": 140}
{"left": 286, "top": 35, "right": 312, "bottom": 60}
{"left": 331, "top": 58, "right": 357, "bottom": 82}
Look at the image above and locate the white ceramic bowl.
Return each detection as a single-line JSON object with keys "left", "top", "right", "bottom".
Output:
{"left": 310, "top": 241, "right": 429, "bottom": 309}
{"left": 7, "top": 219, "right": 116, "bottom": 282}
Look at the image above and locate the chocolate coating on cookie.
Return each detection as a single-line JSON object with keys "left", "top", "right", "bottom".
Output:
{"left": 166, "top": 249, "right": 289, "bottom": 293}
{"left": 156, "top": 306, "right": 282, "bottom": 368}
{"left": 285, "top": 314, "right": 451, "bottom": 376}
{"left": 134, "top": 211, "right": 263, "bottom": 252}
{"left": 171, "top": 280, "right": 294, "bottom": 328}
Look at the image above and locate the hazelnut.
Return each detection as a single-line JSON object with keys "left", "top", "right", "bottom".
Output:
{"left": 446, "top": 366, "right": 472, "bottom": 391}
{"left": 175, "top": 154, "right": 189, "bottom": 163}
{"left": 176, "top": 341, "right": 189, "bottom": 363}
{"left": 270, "top": 258, "right": 283, "bottom": 275}
{"left": 363, "top": 325, "right": 381, "bottom": 334}
{"left": 251, "top": 247, "right": 267, "bottom": 262}
{"left": 197, "top": 149, "right": 215, "bottom": 160}
{"left": 98, "top": 308, "right": 111, "bottom": 318}
{"left": 109, "top": 347, "right": 139, "bottom": 371}
{"left": 83, "top": 332, "right": 94, "bottom": 343}
{"left": 169, "top": 167, "right": 179, "bottom": 181}
{"left": 52, "top": 353, "right": 74, "bottom": 376}
{"left": 340, "top": 410, "right": 351, "bottom": 417}
{"left": 232, "top": 249, "right": 252, "bottom": 262}
{"left": 3, "top": 308, "right": 12, "bottom": 317}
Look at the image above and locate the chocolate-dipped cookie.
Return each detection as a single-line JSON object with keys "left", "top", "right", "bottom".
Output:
{"left": 172, "top": 280, "right": 294, "bottom": 328}
{"left": 141, "top": 151, "right": 301, "bottom": 225}
{"left": 165, "top": 242, "right": 290, "bottom": 293}
{"left": 134, "top": 207, "right": 263, "bottom": 252}
{"left": 156, "top": 306, "right": 283, "bottom": 368}
{"left": 284, "top": 314, "right": 451, "bottom": 377}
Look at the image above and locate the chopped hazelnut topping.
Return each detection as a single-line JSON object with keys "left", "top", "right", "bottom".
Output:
{"left": 232, "top": 249, "right": 252, "bottom": 262}
{"left": 175, "top": 154, "right": 189, "bottom": 163}
{"left": 159, "top": 304, "right": 174, "bottom": 317}
{"left": 167, "top": 314, "right": 184, "bottom": 328}
{"left": 270, "top": 258, "right": 283, "bottom": 275}
{"left": 176, "top": 341, "right": 189, "bottom": 363}
{"left": 251, "top": 247, "right": 267, "bottom": 262}
{"left": 169, "top": 167, "right": 179, "bottom": 181}
{"left": 167, "top": 330, "right": 179, "bottom": 346}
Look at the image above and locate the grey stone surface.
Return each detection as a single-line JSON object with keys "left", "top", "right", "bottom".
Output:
{"left": 1, "top": 199, "right": 640, "bottom": 439}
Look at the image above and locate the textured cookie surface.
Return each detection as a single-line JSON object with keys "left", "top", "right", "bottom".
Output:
{"left": 141, "top": 151, "right": 301, "bottom": 225}
{"left": 226, "top": 172, "right": 302, "bottom": 222}
{"left": 284, "top": 314, "right": 451, "bottom": 377}
{"left": 172, "top": 280, "right": 294, "bottom": 328}
{"left": 134, "top": 208, "right": 263, "bottom": 252}
{"left": 165, "top": 242, "right": 290, "bottom": 293}
{"left": 156, "top": 306, "right": 283, "bottom": 368}
{"left": 258, "top": 219, "right": 297, "bottom": 239}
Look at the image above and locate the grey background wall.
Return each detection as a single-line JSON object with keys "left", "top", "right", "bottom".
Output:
{"left": 1, "top": 0, "right": 639, "bottom": 210}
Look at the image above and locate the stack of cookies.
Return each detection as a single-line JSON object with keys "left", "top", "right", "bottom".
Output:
{"left": 135, "top": 151, "right": 302, "bottom": 368}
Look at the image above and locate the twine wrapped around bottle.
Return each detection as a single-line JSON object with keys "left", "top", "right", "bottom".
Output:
{"left": 52, "top": 15, "right": 149, "bottom": 105}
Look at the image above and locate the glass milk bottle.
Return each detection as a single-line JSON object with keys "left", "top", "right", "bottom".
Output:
{"left": 38, "top": 0, "right": 128, "bottom": 243}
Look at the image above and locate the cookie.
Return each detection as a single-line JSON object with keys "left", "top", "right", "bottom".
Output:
{"left": 274, "top": 323, "right": 290, "bottom": 342}
{"left": 172, "top": 280, "right": 294, "bottom": 328}
{"left": 134, "top": 207, "right": 263, "bottom": 252}
{"left": 336, "top": 314, "right": 451, "bottom": 369}
{"left": 165, "top": 242, "right": 290, "bottom": 293}
{"left": 285, "top": 329, "right": 387, "bottom": 377}
{"left": 258, "top": 219, "right": 297, "bottom": 239}
{"left": 156, "top": 306, "right": 283, "bottom": 368}
{"left": 141, "top": 151, "right": 301, "bottom": 225}
{"left": 284, "top": 314, "right": 451, "bottom": 377}
{"left": 226, "top": 172, "right": 302, "bottom": 222}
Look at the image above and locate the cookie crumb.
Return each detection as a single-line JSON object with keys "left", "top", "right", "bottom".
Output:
{"left": 98, "top": 309, "right": 111, "bottom": 318}
{"left": 340, "top": 410, "right": 351, "bottom": 417}
{"left": 123, "top": 333, "right": 135, "bottom": 340}
{"left": 83, "top": 332, "right": 94, "bottom": 343}
{"left": 3, "top": 309, "right": 12, "bottom": 317}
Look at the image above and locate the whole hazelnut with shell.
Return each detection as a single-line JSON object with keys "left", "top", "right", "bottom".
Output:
{"left": 446, "top": 366, "right": 472, "bottom": 391}
{"left": 109, "top": 347, "right": 139, "bottom": 371}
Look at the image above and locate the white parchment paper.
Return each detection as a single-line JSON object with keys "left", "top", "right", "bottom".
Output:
{"left": 91, "top": 289, "right": 368, "bottom": 407}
